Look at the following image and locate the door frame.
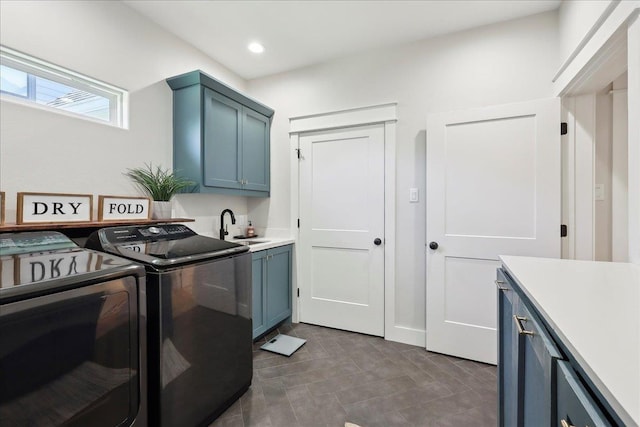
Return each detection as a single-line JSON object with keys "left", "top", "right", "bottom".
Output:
{"left": 289, "top": 103, "right": 405, "bottom": 342}
{"left": 553, "top": 2, "right": 639, "bottom": 264}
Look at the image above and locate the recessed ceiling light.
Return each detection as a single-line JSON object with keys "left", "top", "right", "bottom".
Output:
{"left": 248, "top": 42, "right": 265, "bottom": 54}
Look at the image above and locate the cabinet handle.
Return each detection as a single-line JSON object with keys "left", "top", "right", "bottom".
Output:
{"left": 560, "top": 420, "right": 575, "bottom": 427}
{"left": 495, "top": 279, "right": 510, "bottom": 291}
{"left": 513, "top": 315, "right": 535, "bottom": 336}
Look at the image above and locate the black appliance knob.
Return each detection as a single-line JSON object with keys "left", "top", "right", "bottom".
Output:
{"left": 429, "top": 241, "right": 439, "bottom": 250}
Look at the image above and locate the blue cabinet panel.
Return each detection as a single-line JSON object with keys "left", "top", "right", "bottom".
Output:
{"left": 252, "top": 245, "right": 293, "bottom": 340}
{"left": 203, "top": 89, "right": 242, "bottom": 189}
{"left": 497, "top": 269, "right": 518, "bottom": 427}
{"left": 242, "top": 109, "right": 270, "bottom": 193}
{"left": 172, "top": 85, "right": 204, "bottom": 188}
{"left": 557, "top": 361, "right": 610, "bottom": 427}
{"left": 252, "top": 252, "right": 267, "bottom": 338}
{"left": 265, "top": 245, "right": 292, "bottom": 327}
{"left": 517, "top": 301, "right": 562, "bottom": 426}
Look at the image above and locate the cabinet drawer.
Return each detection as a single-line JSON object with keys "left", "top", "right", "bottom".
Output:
{"left": 557, "top": 360, "right": 610, "bottom": 427}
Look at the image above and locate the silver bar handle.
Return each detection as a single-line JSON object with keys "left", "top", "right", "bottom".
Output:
{"left": 513, "top": 315, "right": 535, "bottom": 335}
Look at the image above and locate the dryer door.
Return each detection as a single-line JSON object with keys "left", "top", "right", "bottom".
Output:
{"left": 0, "top": 276, "right": 144, "bottom": 427}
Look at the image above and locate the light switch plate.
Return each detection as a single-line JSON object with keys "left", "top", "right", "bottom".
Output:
{"left": 409, "top": 188, "right": 419, "bottom": 203}
{"left": 594, "top": 184, "right": 604, "bottom": 201}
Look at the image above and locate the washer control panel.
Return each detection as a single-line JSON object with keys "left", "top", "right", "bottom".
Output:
{"left": 101, "top": 224, "right": 196, "bottom": 244}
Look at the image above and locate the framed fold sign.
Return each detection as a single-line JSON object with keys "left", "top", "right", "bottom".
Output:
{"left": 17, "top": 192, "right": 93, "bottom": 224}
{"left": 98, "top": 195, "right": 151, "bottom": 221}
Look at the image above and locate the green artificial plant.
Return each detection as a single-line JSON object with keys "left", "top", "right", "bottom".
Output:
{"left": 125, "top": 163, "right": 195, "bottom": 201}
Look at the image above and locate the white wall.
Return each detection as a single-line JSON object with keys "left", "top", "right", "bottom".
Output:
{"left": 558, "top": 0, "right": 616, "bottom": 67}
{"left": 0, "top": 0, "right": 249, "bottom": 237}
{"left": 247, "top": 11, "right": 559, "bottom": 342}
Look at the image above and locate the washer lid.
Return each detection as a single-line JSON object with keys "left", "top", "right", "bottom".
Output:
{"left": 86, "top": 224, "right": 249, "bottom": 267}
{"left": 1, "top": 232, "right": 144, "bottom": 302}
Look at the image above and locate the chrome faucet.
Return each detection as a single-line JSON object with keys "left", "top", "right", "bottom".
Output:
{"left": 219, "top": 209, "right": 236, "bottom": 240}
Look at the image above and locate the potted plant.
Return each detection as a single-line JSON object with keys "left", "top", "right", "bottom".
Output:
{"left": 125, "top": 163, "right": 195, "bottom": 219}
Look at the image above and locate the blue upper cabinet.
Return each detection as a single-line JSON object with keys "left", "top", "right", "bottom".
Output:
{"left": 167, "top": 70, "right": 274, "bottom": 197}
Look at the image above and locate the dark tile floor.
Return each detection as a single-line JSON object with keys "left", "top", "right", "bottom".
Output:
{"left": 210, "top": 323, "right": 497, "bottom": 427}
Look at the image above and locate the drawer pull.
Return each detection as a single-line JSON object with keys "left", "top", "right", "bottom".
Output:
{"left": 513, "top": 315, "right": 534, "bottom": 335}
{"left": 495, "top": 279, "right": 510, "bottom": 291}
{"left": 560, "top": 420, "right": 576, "bottom": 427}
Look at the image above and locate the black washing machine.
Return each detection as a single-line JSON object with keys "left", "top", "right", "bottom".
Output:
{"left": 85, "top": 224, "right": 252, "bottom": 427}
{"left": 0, "top": 231, "right": 147, "bottom": 427}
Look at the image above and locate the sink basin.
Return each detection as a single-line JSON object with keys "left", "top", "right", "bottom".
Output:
{"left": 237, "top": 239, "right": 269, "bottom": 246}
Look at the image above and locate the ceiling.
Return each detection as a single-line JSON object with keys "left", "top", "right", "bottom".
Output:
{"left": 124, "top": 0, "right": 561, "bottom": 80}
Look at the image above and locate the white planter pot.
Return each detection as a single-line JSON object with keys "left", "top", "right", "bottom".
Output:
{"left": 152, "top": 201, "right": 172, "bottom": 219}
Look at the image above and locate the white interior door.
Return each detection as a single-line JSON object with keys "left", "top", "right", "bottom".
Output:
{"left": 426, "top": 98, "right": 560, "bottom": 364}
{"left": 299, "top": 124, "right": 385, "bottom": 336}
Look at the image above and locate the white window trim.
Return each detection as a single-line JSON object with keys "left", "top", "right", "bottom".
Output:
{"left": 0, "top": 45, "right": 129, "bottom": 129}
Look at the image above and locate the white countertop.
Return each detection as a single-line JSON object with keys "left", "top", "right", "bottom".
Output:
{"left": 500, "top": 256, "right": 640, "bottom": 427}
{"left": 229, "top": 237, "right": 295, "bottom": 252}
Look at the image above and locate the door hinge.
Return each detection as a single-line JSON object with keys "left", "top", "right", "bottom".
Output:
{"left": 297, "top": 218, "right": 300, "bottom": 228}
{"left": 561, "top": 224, "right": 568, "bottom": 237}
{"left": 297, "top": 288, "right": 300, "bottom": 297}
{"left": 561, "top": 122, "right": 568, "bottom": 135}
{"left": 296, "top": 148, "right": 301, "bottom": 159}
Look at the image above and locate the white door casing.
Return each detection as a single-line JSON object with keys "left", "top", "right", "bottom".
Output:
{"left": 298, "top": 124, "right": 385, "bottom": 336}
{"left": 426, "top": 98, "right": 561, "bottom": 364}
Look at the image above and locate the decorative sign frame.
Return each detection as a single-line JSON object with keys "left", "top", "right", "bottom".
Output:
{"left": 17, "top": 192, "right": 93, "bottom": 224}
{"left": 98, "top": 195, "right": 152, "bottom": 221}
{"left": 0, "top": 192, "right": 4, "bottom": 225}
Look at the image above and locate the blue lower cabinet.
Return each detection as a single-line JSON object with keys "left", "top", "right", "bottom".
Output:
{"left": 499, "top": 267, "right": 562, "bottom": 426}
{"left": 557, "top": 361, "right": 610, "bottom": 427}
{"left": 498, "top": 268, "right": 617, "bottom": 427}
{"left": 252, "top": 245, "right": 292, "bottom": 340}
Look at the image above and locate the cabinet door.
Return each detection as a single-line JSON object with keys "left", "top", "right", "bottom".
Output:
{"left": 203, "top": 88, "right": 243, "bottom": 189}
{"left": 266, "top": 246, "right": 292, "bottom": 327}
{"left": 251, "top": 251, "right": 267, "bottom": 339}
{"left": 516, "top": 301, "right": 563, "bottom": 426}
{"left": 242, "top": 108, "right": 270, "bottom": 193}
{"left": 497, "top": 269, "right": 519, "bottom": 427}
{"left": 557, "top": 361, "right": 610, "bottom": 427}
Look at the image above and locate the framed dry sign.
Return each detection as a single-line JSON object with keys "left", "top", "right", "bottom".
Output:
{"left": 98, "top": 195, "right": 151, "bottom": 221}
{"left": 0, "top": 192, "right": 5, "bottom": 225}
{"left": 17, "top": 192, "right": 93, "bottom": 224}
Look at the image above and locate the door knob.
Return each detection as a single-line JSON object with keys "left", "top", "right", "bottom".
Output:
{"left": 374, "top": 238, "right": 382, "bottom": 245}
{"left": 429, "top": 241, "right": 439, "bottom": 250}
